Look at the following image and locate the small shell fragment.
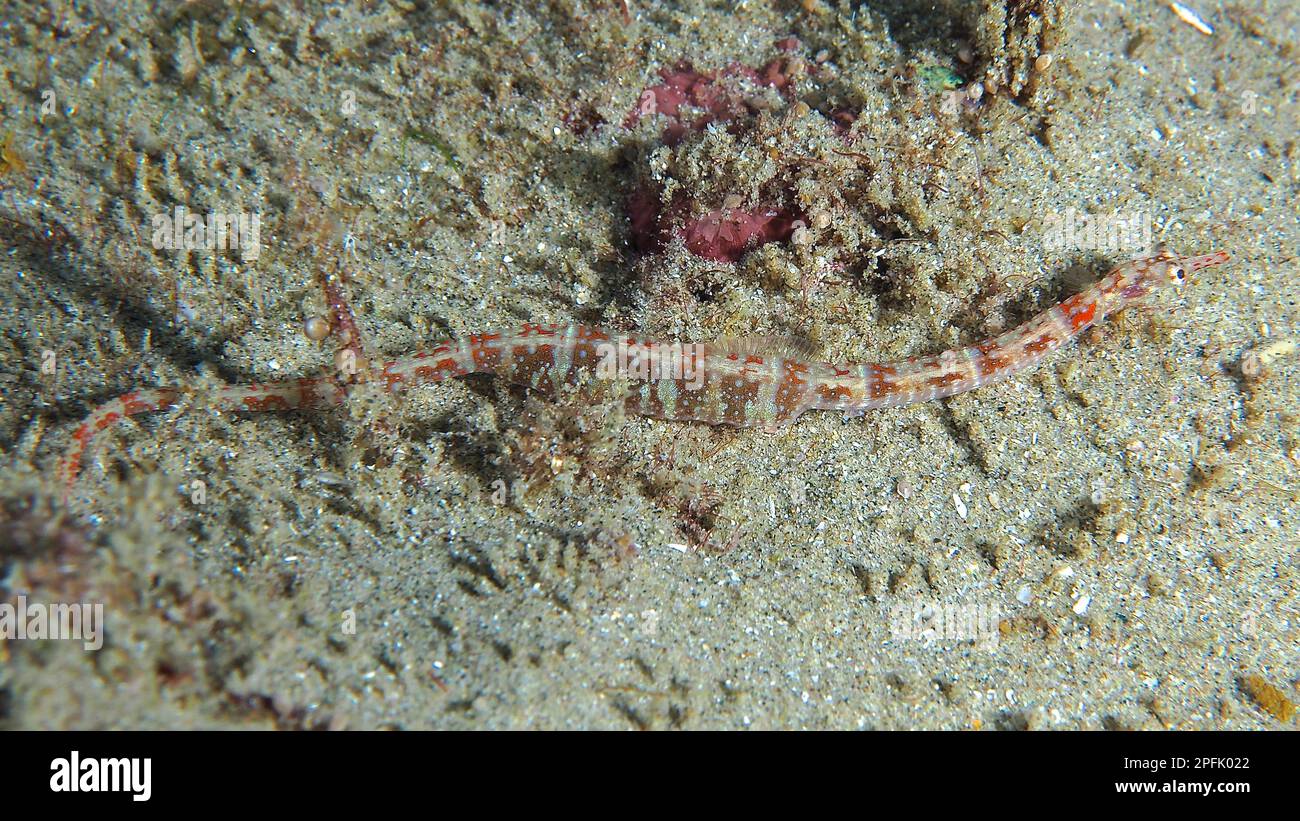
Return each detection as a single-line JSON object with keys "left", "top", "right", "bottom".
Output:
{"left": 303, "top": 315, "right": 331, "bottom": 341}
{"left": 953, "top": 492, "right": 968, "bottom": 520}
{"left": 1168, "top": 2, "right": 1214, "bottom": 36}
{"left": 1240, "top": 339, "right": 1297, "bottom": 382}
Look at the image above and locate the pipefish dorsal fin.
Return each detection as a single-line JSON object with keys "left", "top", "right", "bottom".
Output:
{"left": 708, "top": 334, "right": 820, "bottom": 361}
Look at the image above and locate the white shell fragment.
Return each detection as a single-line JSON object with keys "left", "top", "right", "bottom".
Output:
{"left": 1168, "top": 2, "right": 1214, "bottom": 36}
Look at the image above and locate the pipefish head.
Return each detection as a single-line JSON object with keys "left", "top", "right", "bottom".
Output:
{"left": 1120, "top": 248, "right": 1231, "bottom": 300}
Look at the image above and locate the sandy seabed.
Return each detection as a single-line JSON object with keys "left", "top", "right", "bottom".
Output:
{"left": 0, "top": 0, "right": 1296, "bottom": 729}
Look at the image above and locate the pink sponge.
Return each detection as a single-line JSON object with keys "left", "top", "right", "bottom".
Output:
{"left": 622, "top": 48, "right": 808, "bottom": 262}
{"left": 681, "top": 205, "right": 797, "bottom": 263}
{"left": 624, "top": 57, "right": 796, "bottom": 145}
{"left": 628, "top": 184, "right": 798, "bottom": 263}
